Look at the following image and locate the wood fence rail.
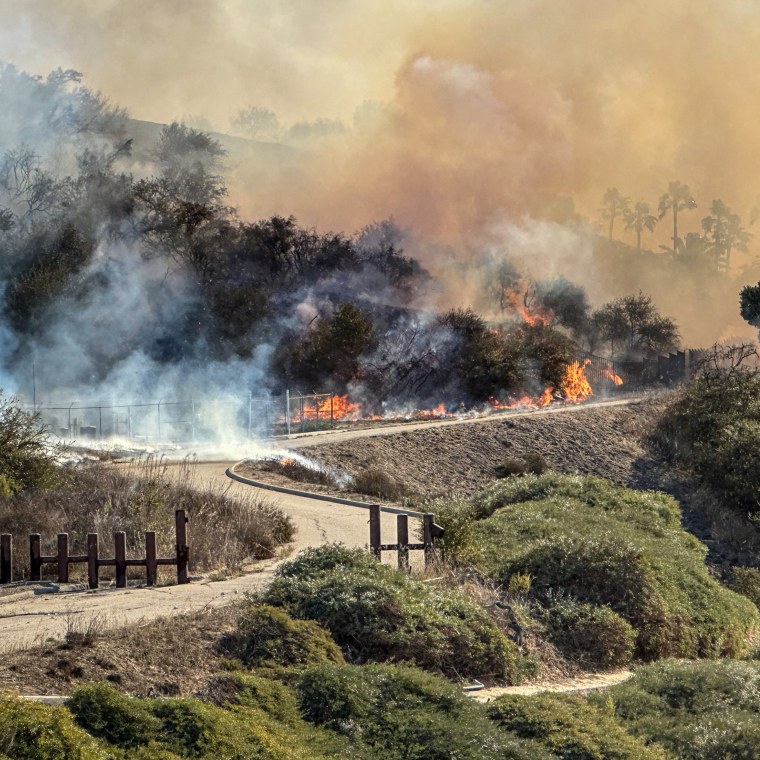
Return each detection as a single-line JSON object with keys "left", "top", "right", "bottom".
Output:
{"left": 0, "top": 509, "right": 189, "bottom": 589}
{"left": 367, "top": 504, "right": 444, "bottom": 570}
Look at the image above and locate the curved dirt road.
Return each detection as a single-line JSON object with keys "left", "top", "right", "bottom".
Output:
{"left": 0, "top": 396, "right": 641, "bottom": 699}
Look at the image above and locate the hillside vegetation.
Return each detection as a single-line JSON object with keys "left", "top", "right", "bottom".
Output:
{"left": 431, "top": 473, "right": 759, "bottom": 663}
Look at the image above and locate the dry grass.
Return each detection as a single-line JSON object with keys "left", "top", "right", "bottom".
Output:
{"left": 0, "top": 606, "right": 238, "bottom": 697}
{"left": 0, "top": 456, "right": 294, "bottom": 581}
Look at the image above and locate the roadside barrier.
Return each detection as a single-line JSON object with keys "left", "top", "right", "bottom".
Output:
{"left": 0, "top": 509, "right": 189, "bottom": 588}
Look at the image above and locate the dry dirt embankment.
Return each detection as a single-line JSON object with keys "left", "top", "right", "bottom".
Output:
{"left": 276, "top": 394, "right": 669, "bottom": 499}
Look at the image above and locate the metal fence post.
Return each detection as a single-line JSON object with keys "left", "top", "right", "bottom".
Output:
{"left": 285, "top": 389, "right": 291, "bottom": 437}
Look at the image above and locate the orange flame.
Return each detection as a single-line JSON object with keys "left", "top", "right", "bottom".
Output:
{"left": 291, "top": 394, "right": 362, "bottom": 422}
{"left": 488, "top": 386, "right": 554, "bottom": 410}
{"left": 503, "top": 289, "right": 553, "bottom": 326}
{"left": 603, "top": 367, "right": 624, "bottom": 386}
{"left": 560, "top": 359, "right": 593, "bottom": 403}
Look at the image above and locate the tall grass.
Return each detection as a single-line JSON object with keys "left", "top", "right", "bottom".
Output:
{"left": 0, "top": 456, "right": 293, "bottom": 580}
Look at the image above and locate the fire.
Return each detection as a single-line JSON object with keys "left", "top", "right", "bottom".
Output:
{"left": 291, "top": 394, "right": 362, "bottom": 422}
{"left": 488, "top": 386, "right": 554, "bottom": 410}
{"left": 560, "top": 359, "right": 593, "bottom": 403}
{"left": 503, "top": 289, "right": 553, "bottom": 327}
{"left": 603, "top": 367, "right": 624, "bottom": 386}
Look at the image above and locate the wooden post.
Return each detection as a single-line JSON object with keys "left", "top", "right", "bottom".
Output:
{"left": 1, "top": 534, "right": 11, "bottom": 584}
{"left": 423, "top": 513, "right": 435, "bottom": 567}
{"left": 369, "top": 504, "right": 381, "bottom": 560}
{"left": 87, "top": 533, "right": 99, "bottom": 589}
{"left": 57, "top": 533, "right": 69, "bottom": 583}
{"left": 115, "top": 532, "right": 127, "bottom": 588}
{"left": 29, "top": 533, "right": 41, "bottom": 581}
{"left": 396, "top": 514, "right": 409, "bottom": 572}
{"left": 145, "top": 532, "right": 157, "bottom": 586}
{"left": 175, "top": 509, "right": 189, "bottom": 584}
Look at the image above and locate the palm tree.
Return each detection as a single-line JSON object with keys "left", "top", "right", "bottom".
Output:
{"left": 599, "top": 187, "right": 630, "bottom": 240}
{"left": 624, "top": 201, "right": 658, "bottom": 251}
{"left": 701, "top": 199, "right": 751, "bottom": 271}
{"left": 658, "top": 181, "right": 697, "bottom": 254}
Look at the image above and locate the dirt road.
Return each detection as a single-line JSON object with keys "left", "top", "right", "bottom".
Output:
{"left": 0, "top": 394, "right": 647, "bottom": 700}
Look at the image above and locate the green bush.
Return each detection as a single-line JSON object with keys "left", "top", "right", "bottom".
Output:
{"left": 297, "top": 662, "right": 552, "bottom": 760}
{"left": 264, "top": 545, "right": 525, "bottom": 681}
{"left": 655, "top": 367, "right": 760, "bottom": 514}
{"left": 431, "top": 474, "right": 759, "bottom": 661}
{"left": 0, "top": 696, "right": 104, "bottom": 759}
{"left": 221, "top": 603, "right": 344, "bottom": 668}
{"left": 68, "top": 682, "right": 158, "bottom": 749}
{"left": 546, "top": 599, "right": 636, "bottom": 668}
{"left": 602, "top": 659, "right": 760, "bottom": 759}
{"left": 730, "top": 566, "right": 760, "bottom": 607}
{"left": 486, "top": 692, "right": 667, "bottom": 759}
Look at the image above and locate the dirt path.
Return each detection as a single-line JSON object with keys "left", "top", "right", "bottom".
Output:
{"left": 468, "top": 670, "right": 633, "bottom": 701}
{"left": 1, "top": 396, "right": 651, "bottom": 701}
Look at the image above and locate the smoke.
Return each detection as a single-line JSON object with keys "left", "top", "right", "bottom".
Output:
{"left": 0, "top": 0, "right": 757, "bottom": 424}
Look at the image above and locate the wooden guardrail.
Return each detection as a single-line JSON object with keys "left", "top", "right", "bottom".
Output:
{"left": 0, "top": 509, "right": 189, "bottom": 589}
{"left": 367, "top": 504, "right": 443, "bottom": 570}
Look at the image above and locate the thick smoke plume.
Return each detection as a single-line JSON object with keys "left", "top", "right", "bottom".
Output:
{"left": 0, "top": 1, "right": 757, "bottom": 437}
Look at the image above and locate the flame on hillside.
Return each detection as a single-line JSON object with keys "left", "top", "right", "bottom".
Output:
{"left": 503, "top": 289, "right": 553, "bottom": 327}
{"left": 282, "top": 359, "right": 597, "bottom": 427}
{"left": 560, "top": 359, "right": 593, "bottom": 403}
{"left": 603, "top": 367, "right": 624, "bottom": 386}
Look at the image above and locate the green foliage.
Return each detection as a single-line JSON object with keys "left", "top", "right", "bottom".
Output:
{"left": 439, "top": 308, "right": 522, "bottom": 399}
{"left": 545, "top": 599, "right": 636, "bottom": 668}
{"left": 431, "top": 474, "right": 758, "bottom": 661}
{"left": 349, "top": 467, "right": 407, "bottom": 500}
{"left": 590, "top": 293, "right": 679, "bottom": 360}
{"left": 511, "top": 323, "right": 576, "bottom": 388}
{"left": 222, "top": 602, "right": 344, "bottom": 669}
{"left": 729, "top": 566, "right": 760, "bottom": 607}
{"left": 298, "top": 662, "right": 552, "bottom": 760}
{"left": 740, "top": 282, "right": 760, "bottom": 329}
{"left": 656, "top": 366, "right": 760, "bottom": 514}
{"left": 68, "top": 682, "right": 158, "bottom": 749}
{"left": 0, "top": 395, "right": 58, "bottom": 492}
{"left": 603, "top": 659, "right": 760, "bottom": 760}
{"left": 264, "top": 545, "right": 525, "bottom": 681}
{"left": 487, "top": 692, "right": 667, "bottom": 759}
{"left": 0, "top": 696, "right": 105, "bottom": 759}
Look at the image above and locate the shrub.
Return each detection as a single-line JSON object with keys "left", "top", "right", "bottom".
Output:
{"left": 349, "top": 467, "right": 406, "bottom": 500}
{"left": 431, "top": 474, "right": 759, "bottom": 661}
{"left": 546, "top": 599, "right": 636, "bottom": 668}
{"left": 264, "top": 545, "right": 525, "bottom": 681}
{"left": 495, "top": 453, "right": 548, "bottom": 479}
{"left": 221, "top": 602, "right": 344, "bottom": 668}
{"left": 297, "top": 662, "right": 552, "bottom": 760}
{"left": 0, "top": 696, "right": 104, "bottom": 759}
{"left": 487, "top": 693, "right": 667, "bottom": 759}
{"left": 655, "top": 367, "right": 760, "bottom": 514}
{"left": 729, "top": 566, "right": 760, "bottom": 607}
{"left": 603, "top": 659, "right": 760, "bottom": 760}
{"left": 0, "top": 457, "right": 294, "bottom": 578}
{"left": 67, "top": 682, "right": 158, "bottom": 749}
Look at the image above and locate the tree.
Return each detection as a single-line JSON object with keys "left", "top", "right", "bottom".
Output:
{"left": 624, "top": 201, "right": 658, "bottom": 252}
{"left": 701, "top": 199, "right": 751, "bottom": 271}
{"left": 658, "top": 181, "right": 697, "bottom": 255}
{"left": 599, "top": 188, "right": 630, "bottom": 240}
{"left": 591, "top": 293, "right": 679, "bottom": 360}
{"left": 230, "top": 106, "right": 281, "bottom": 141}
{"left": 740, "top": 282, "right": 760, "bottom": 329}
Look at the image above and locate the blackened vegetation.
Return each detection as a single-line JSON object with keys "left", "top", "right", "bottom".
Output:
{"left": 0, "top": 65, "right": 679, "bottom": 411}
